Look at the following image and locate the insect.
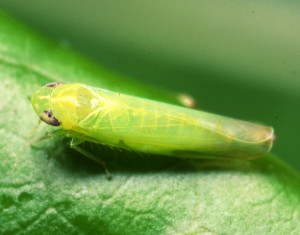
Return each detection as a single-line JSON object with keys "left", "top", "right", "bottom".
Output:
{"left": 31, "top": 82, "right": 275, "bottom": 178}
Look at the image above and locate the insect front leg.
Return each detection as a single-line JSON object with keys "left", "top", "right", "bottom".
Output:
{"left": 69, "top": 138, "right": 112, "bottom": 180}
{"left": 29, "top": 128, "right": 65, "bottom": 146}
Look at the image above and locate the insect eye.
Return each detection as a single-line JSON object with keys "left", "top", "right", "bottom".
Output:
{"left": 44, "top": 82, "right": 64, "bottom": 88}
{"left": 40, "top": 110, "right": 61, "bottom": 126}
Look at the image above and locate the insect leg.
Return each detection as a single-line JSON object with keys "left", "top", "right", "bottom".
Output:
{"left": 30, "top": 128, "right": 65, "bottom": 146}
{"left": 28, "top": 119, "right": 42, "bottom": 140}
{"left": 69, "top": 138, "right": 112, "bottom": 180}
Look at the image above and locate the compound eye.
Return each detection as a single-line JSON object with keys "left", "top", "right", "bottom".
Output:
{"left": 44, "top": 82, "right": 64, "bottom": 88}
{"left": 40, "top": 110, "right": 61, "bottom": 126}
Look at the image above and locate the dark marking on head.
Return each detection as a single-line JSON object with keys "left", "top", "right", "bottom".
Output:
{"left": 40, "top": 110, "right": 61, "bottom": 126}
{"left": 44, "top": 82, "right": 64, "bottom": 88}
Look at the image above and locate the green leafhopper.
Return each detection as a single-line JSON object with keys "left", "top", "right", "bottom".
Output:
{"left": 31, "top": 82, "right": 274, "bottom": 174}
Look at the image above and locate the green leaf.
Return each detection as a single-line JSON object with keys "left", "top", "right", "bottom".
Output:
{"left": 1, "top": 10, "right": 300, "bottom": 235}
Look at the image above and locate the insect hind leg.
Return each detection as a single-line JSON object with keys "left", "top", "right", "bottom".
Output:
{"left": 69, "top": 138, "right": 112, "bottom": 180}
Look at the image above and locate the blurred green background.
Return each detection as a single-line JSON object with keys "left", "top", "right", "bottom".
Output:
{"left": 0, "top": 0, "right": 299, "bottom": 171}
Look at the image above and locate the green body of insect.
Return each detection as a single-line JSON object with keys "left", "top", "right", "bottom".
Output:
{"left": 31, "top": 82, "right": 274, "bottom": 159}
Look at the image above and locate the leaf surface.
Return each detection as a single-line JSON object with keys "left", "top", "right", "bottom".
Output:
{"left": 0, "top": 11, "right": 300, "bottom": 235}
